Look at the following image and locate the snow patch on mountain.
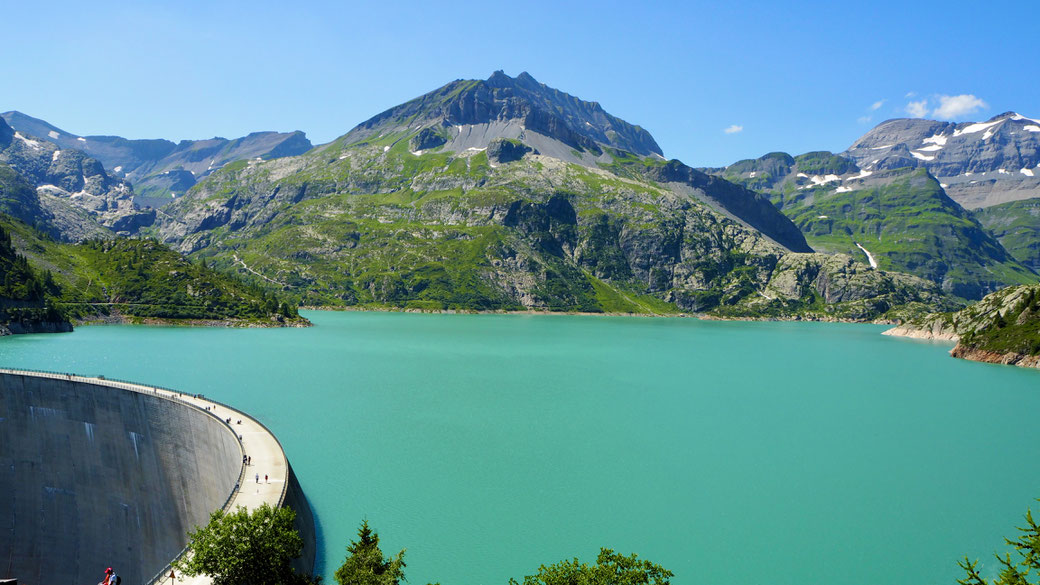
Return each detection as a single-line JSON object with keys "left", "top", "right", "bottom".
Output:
{"left": 922, "top": 134, "right": 948, "bottom": 147}
{"left": 810, "top": 174, "right": 841, "bottom": 185}
{"left": 1011, "top": 113, "right": 1040, "bottom": 125}
{"left": 14, "top": 132, "right": 43, "bottom": 150}
{"left": 954, "top": 119, "right": 1002, "bottom": 137}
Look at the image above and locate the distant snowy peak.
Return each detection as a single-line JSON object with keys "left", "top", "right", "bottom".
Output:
{"left": 844, "top": 112, "right": 1040, "bottom": 208}
{"left": 0, "top": 111, "right": 313, "bottom": 197}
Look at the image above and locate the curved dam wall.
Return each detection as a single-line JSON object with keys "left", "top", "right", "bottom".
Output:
{"left": 0, "top": 371, "right": 315, "bottom": 585}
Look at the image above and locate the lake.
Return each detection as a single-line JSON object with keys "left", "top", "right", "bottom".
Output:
{"left": 2, "top": 311, "right": 1038, "bottom": 585}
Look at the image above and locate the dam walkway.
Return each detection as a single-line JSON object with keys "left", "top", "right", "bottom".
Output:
{"left": 0, "top": 368, "right": 290, "bottom": 585}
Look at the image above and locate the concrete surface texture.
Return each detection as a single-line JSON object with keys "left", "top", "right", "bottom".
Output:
{"left": 0, "top": 369, "right": 315, "bottom": 585}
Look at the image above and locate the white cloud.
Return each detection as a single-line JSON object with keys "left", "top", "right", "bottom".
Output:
{"left": 858, "top": 116, "right": 872, "bottom": 124}
{"left": 905, "top": 91, "right": 917, "bottom": 98}
{"left": 870, "top": 100, "right": 885, "bottom": 111}
{"left": 723, "top": 124, "right": 743, "bottom": 134}
{"left": 932, "top": 94, "right": 987, "bottom": 119}
{"left": 906, "top": 100, "right": 929, "bottom": 118}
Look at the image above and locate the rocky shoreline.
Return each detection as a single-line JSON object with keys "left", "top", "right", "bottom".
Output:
{"left": 75, "top": 310, "right": 311, "bottom": 329}
{"left": 302, "top": 304, "right": 913, "bottom": 325}
{"left": 949, "top": 345, "right": 1040, "bottom": 368}
{"left": 881, "top": 325, "right": 959, "bottom": 342}
{"left": 883, "top": 323, "right": 1040, "bottom": 370}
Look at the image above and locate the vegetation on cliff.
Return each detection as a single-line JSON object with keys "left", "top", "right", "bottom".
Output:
{"left": 894, "top": 284, "right": 1040, "bottom": 367}
{"left": 0, "top": 212, "right": 306, "bottom": 328}
{"left": 0, "top": 221, "right": 69, "bottom": 333}
{"left": 952, "top": 285, "right": 1040, "bottom": 360}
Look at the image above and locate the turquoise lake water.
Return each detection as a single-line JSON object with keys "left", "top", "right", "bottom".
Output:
{"left": 2, "top": 311, "right": 1039, "bottom": 585}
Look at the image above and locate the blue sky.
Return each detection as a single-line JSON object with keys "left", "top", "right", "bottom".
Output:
{"left": 3, "top": 0, "right": 1037, "bottom": 167}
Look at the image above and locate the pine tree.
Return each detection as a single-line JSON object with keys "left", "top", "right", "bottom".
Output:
{"left": 959, "top": 504, "right": 1040, "bottom": 585}
{"left": 334, "top": 521, "right": 405, "bottom": 585}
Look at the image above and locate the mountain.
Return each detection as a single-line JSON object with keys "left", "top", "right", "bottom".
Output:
{"left": 843, "top": 111, "right": 1040, "bottom": 209}
{"left": 0, "top": 117, "right": 151, "bottom": 239}
{"left": 709, "top": 151, "right": 1038, "bottom": 300}
{"left": 149, "top": 71, "right": 947, "bottom": 319}
{"left": 324, "top": 71, "right": 808, "bottom": 253}
{"left": 343, "top": 70, "right": 663, "bottom": 159}
{"left": 1, "top": 111, "right": 313, "bottom": 204}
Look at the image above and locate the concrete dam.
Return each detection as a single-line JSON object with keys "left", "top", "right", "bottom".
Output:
{"left": 0, "top": 370, "right": 315, "bottom": 585}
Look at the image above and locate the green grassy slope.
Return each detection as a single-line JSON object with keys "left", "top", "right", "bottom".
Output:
{"left": 150, "top": 132, "right": 949, "bottom": 321}
{"left": 2, "top": 214, "right": 307, "bottom": 326}
{"left": 974, "top": 198, "right": 1040, "bottom": 272}
{"left": 715, "top": 154, "right": 1038, "bottom": 300}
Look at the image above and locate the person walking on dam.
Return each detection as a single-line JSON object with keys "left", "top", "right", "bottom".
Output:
{"left": 255, "top": 472, "right": 259, "bottom": 483}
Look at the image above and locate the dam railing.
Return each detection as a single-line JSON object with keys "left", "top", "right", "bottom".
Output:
{"left": 0, "top": 367, "right": 293, "bottom": 585}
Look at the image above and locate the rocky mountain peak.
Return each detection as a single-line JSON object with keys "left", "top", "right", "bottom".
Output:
{"left": 343, "top": 71, "right": 663, "bottom": 160}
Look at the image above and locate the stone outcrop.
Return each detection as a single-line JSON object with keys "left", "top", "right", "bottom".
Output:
{"left": 487, "top": 138, "right": 533, "bottom": 163}
{"left": 409, "top": 127, "right": 448, "bottom": 151}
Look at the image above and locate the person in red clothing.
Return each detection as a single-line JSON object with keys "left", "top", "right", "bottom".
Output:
{"left": 101, "top": 568, "right": 119, "bottom": 585}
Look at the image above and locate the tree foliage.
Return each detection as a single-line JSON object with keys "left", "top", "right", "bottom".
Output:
{"left": 175, "top": 503, "right": 310, "bottom": 585}
{"left": 509, "top": 548, "right": 673, "bottom": 585}
{"left": 959, "top": 503, "right": 1040, "bottom": 585}
{"left": 334, "top": 520, "right": 406, "bottom": 585}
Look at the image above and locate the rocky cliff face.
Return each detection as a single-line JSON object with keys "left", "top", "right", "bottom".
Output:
{"left": 0, "top": 118, "right": 151, "bottom": 239}
{"left": 1, "top": 111, "right": 313, "bottom": 199}
{"left": 843, "top": 112, "right": 1040, "bottom": 209}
